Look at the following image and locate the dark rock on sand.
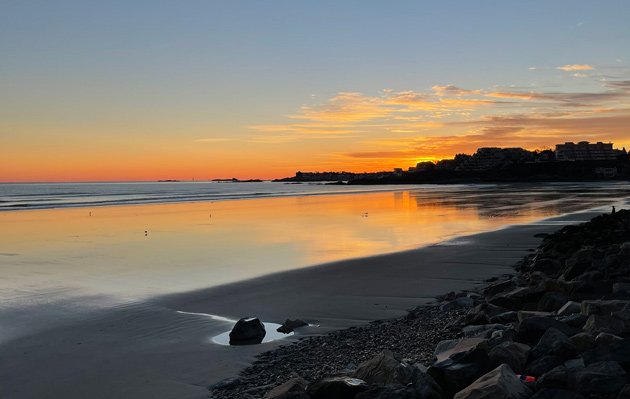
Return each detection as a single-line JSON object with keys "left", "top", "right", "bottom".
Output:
{"left": 569, "top": 360, "right": 628, "bottom": 395}
{"left": 517, "top": 316, "right": 576, "bottom": 345}
{"left": 263, "top": 377, "right": 309, "bottom": 399}
{"left": 352, "top": 350, "right": 414, "bottom": 386}
{"left": 306, "top": 376, "right": 369, "bottom": 399}
{"left": 453, "top": 364, "right": 532, "bottom": 399}
{"left": 277, "top": 319, "right": 309, "bottom": 334}
{"left": 530, "top": 328, "right": 576, "bottom": 360}
{"left": 428, "top": 360, "right": 487, "bottom": 398}
{"left": 524, "top": 355, "right": 564, "bottom": 376}
{"left": 568, "top": 332, "right": 596, "bottom": 353}
{"left": 537, "top": 292, "right": 568, "bottom": 312}
{"left": 229, "top": 317, "right": 266, "bottom": 345}
{"left": 488, "top": 341, "right": 530, "bottom": 373}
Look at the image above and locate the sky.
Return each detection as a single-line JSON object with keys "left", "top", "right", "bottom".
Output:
{"left": 1, "top": 0, "right": 630, "bottom": 182}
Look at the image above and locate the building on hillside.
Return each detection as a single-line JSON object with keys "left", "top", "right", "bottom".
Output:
{"left": 555, "top": 141, "right": 616, "bottom": 161}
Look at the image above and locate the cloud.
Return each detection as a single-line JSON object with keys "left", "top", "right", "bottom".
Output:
{"left": 431, "top": 85, "right": 480, "bottom": 96}
{"left": 557, "top": 64, "right": 594, "bottom": 71}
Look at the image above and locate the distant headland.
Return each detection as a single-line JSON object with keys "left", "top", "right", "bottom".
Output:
{"left": 276, "top": 141, "right": 630, "bottom": 184}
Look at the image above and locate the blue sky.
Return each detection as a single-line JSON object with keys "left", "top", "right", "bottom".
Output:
{"left": 1, "top": 1, "right": 630, "bottom": 180}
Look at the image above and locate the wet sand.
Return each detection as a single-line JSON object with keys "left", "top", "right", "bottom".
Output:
{"left": 0, "top": 209, "right": 607, "bottom": 399}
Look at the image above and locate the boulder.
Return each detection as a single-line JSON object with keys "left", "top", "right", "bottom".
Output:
{"left": 556, "top": 301, "right": 581, "bottom": 317}
{"left": 532, "top": 258, "right": 562, "bottom": 275}
{"left": 488, "top": 287, "right": 545, "bottom": 311}
{"left": 581, "top": 300, "right": 629, "bottom": 316}
{"left": 488, "top": 341, "right": 530, "bottom": 373}
{"left": 530, "top": 388, "right": 585, "bottom": 399}
{"left": 352, "top": 350, "right": 414, "bottom": 386}
{"left": 229, "top": 318, "right": 266, "bottom": 345}
{"left": 264, "top": 377, "right": 309, "bottom": 399}
{"left": 307, "top": 376, "right": 369, "bottom": 399}
{"left": 428, "top": 360, "right": 487, "bottom": 398}
{"left": 557, "top": 313, "right": 587, "bottom": 329}
{"left": 568, "top": 332, "right": 596, "bottom": 353}
{"left": 561, "top": 248, "right": 593, "bottom": 280}
{"left": 524, "top": 355, "right": 564, "bottom": 376}
{"left": 435, "top": 338, "right": 489, "bottom": 364}
{"left": 434, "top": 339, "right": 459, "bottom": 361}
{"left": 483, "top": 280, "right": 516, "bottom": 298}
{"left": 517, "top": 316, "right": 577, "bottom": 345}
{"left": 463, "top": 324, "right": 507, "bottom": 339}
{"left": 277, "top": 319, "right": 308, "bottom": 333}
{"left": 441, "top": 297, "right": 475, "bottom": 311}
{"left": 618, "top": 384, "right": 630, "bottom": 399}
{"left": 536, "top": 365, "right": 567, "bottom": 390}
{"left": 530, "top": 328, "right": 576, "bottom": 360}
{"left": 538, "top": 292, "right": 568, "bottom": 312}
{"left": 453, "top": 364, "right": 532, "bottom": 399}
{"left": 517, "top": 311, "right": 553, "bottom": 322}
{"left": 583, "top": 314, "right": 626, "bottom": 335}
{"left": 355, "top": 385, "right": 426, "bottom": 399}
{"left": 568, "top": 360, "right": 627, "bottom": 395}
{"left": 583, "top": 338, "right": 630, "bottom": 371}
{"left": 613, "top": 283, "right": 630, "bottom": 296}
{"left": 595, "top": 332, "right": 624, "bottom": 346}
{"left": 489, "top": 311, "right": 518, "bottom": 324}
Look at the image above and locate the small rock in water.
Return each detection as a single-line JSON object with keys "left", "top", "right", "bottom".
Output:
{"left": 229, "top": 317, "right": 266, "bottom": 345}
{"left": 277, "top": 319, "right": 308, "bottom": 334}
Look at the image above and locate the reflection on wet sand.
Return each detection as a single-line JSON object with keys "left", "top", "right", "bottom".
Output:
{"left": 0, "top": 183, "right": 628, "bottom": 315}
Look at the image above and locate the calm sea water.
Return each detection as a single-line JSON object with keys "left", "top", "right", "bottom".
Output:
{"left": 0, "top": 181, "right": 412, "bottom": 210}
{"left": 0, "top": 181, "right": 629, "bottom": 341}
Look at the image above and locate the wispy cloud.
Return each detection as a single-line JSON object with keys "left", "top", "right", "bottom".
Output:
{"left": 557, "top": 64, "right": 594, "bottom": 71}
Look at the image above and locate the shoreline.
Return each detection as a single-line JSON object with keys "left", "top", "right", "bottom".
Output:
{"left": 211, "top": 208, "right": 630, "bottom": 399}
{"left": 0, "top": 207, "right": 620, "bottom": 399}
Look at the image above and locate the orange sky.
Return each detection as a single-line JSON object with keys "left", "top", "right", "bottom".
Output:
{"left": 2, "top": 3, "right": 630, "bottom": 182}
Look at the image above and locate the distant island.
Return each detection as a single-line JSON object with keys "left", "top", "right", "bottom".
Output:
{"left": 276, "top": 141, "right": 630, "bottom": 184}
{"left": 212, "top": 178, "right": 263, "bottom": 183}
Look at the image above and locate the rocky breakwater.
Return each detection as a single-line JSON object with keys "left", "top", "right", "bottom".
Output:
{"left": 212, "top": 209, "right": 630, "bottom": 399}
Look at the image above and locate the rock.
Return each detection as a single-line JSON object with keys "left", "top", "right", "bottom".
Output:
{"left": 463, "top": 324, "right": 507, "bottom": 339}
{"left": 583, "top": 314, "right": 626, "bottom": 335}
{"left": 557, "top": 313, "right": 587, "bottom": 329}
{"left": 532, "top": 258, "right": 562, "bottom": 275}
{"left": 483, "top": 280, "right": 516, "bottom": 298}
{"left": 517, "top": 311, "right": 553, "bottom": 322}
{"left": 453, "top": 364, "right": 532, "bottom": 399}
{"left": 307, "top": 376, "right": 369, "bottom": 399}
{"left": 435, "top": 338, "right": 489, "bottom": 364}
{"left": 561, "top": 248, "right": 593, "bottom": 280}
{"left": 352, "top": 350, "right": 414, "bottom": 386}
{"left": 530, "top": 388, "right": 585, "bottom": 399}
{"left": 517, "top": 316, "right": 577, "bottom": 345}
{"left": 568, "top": 360, "right": 628, "bottom": 395}
{"left": 264, "top": 377, "right": 309, "bottom": 399}
{"left": 581, "top": 300, "right": 629, "bottom": 316}
{"left": 524, "top": 355, "right": 564, "bottom": 376}
{"left": 488, "top": 287, "right": 545, "bottom": 311}
{"left": 434, "top": 339, "right": 459, "bottom": 361}
{"left": 556, "top": 301, "right": 581, "bottom": 317}
{"left": 488, "top": 341, "right": 530, "bottom": 373}
{"left": 229, "top": 317, "right": 266, "bottom": 345}
{"left": 570, "top": 280, "right": 614, "bottom": 301}
{"left": 544, "top": 279, "right": 575, "bottom": 296}
{"left": 428, "top": 361, "right": 487, "bottom": 398}
{"left": 441, "top": 297, "right": 475, "bottom": 311}
{"left": 613, "top": 283, "right": 630, "bottom": 296}
{"left": 568, "top": 332, "right": 596, "bottom": 353}
{"left": 489, "top": 311, "right": 518, "bottom": 324}
{"left": 530, "top": 328, "right": 576, "bottom": 360}
{"left": 618, "top": 384, "right": 630, "bottom": 399}
{"left": 583, "top": 338, "right": 630, "bottom": 370}
{"left": 276, "top": 319, "right": 308, "bottom": 333}
{"left": 536, "top": 365, "right": 567, "bottom": 390}
{"left": 595, "top": 332, "right": 624, "bottom": 345}
{"left": 488, "top": 328, "right": 517, "bottom": 347}
{"left": 354, "top": 385, "right": 424, "bottom": 399}
{"left": 538, "top": 292, "right": 568, "bottom": 312}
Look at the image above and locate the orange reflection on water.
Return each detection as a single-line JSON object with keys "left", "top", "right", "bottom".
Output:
{"left": 0, "top": 190, "right": 561, "bottom": 305}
